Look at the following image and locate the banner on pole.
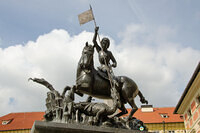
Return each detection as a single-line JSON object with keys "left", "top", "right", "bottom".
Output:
{"left": 78, "top": 9, "right": 94, "bottom": 25}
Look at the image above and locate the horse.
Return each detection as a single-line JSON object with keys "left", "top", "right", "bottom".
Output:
{"left": 75, "top": 43, "right": 148, "bottom": 120}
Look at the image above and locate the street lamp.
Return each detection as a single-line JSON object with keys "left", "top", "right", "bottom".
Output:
{"left": 162, "top": 121, "right": 165, "bottom": 133}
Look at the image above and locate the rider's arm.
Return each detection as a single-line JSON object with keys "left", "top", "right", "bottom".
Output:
{"left": 109, "top": 51, "right": 117, "bottom": 68}
{"left": 93, "top": 27, "right": 101, "bottom": 53}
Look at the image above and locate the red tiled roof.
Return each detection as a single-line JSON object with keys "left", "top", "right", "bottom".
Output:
{"left": 0, "top": 107, "right": 183, "bottom": 130}
{"left": 123, "top": 107, "right": 184, "bottom": 124}
{"left": 0, "top": 112, "right": 44, "bottom": 131}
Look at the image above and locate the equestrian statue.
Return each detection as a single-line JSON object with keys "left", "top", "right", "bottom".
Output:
{"left": 75, "top": 27, "right": 148, "bottom": 120}
{"left": 29, "top": 26, "right": 148, "bottom": 131}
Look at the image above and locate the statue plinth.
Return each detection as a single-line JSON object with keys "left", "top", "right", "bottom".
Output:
{"left": 31, "top": 121, "right": 149, "bottom": 133}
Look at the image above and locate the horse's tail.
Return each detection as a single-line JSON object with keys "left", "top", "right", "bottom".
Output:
{"left": 138, "top": 91, "right": 148, "bottom": 104}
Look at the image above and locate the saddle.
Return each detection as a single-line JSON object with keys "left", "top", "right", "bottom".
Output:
{"left": 97, "top": 67, "right": 110, "bottom": 80}
{"left": 97, "top": 67, "right": 119, "bottom": 82}
{"left": 97, "top": 68, "right": 120, "bottom": 90}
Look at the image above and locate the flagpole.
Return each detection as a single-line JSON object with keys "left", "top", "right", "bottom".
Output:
{"left": 89, "top": 5, "right": 101, "bottom": 44}
{"left": 89, "top": 5, "right": 114, "bottom": 89}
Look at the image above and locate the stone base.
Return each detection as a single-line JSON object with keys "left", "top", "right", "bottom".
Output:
{"left": 31, "top": 121, "right": 149, "bottom": 133}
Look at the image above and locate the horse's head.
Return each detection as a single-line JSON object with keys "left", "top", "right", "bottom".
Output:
{"left": 79, "top": 42, "right": 94, "bottom": 70}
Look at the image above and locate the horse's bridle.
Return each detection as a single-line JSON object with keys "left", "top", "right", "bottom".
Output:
{"left": 76, "top": 49, "right": 93, "bottom": 82}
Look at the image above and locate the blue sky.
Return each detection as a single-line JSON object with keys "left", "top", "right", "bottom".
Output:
{"left": 0, "top": 0, "right": 200, "bottom": 116}
{"left": 1, "top": 0, "right": 200, "bottom": 49}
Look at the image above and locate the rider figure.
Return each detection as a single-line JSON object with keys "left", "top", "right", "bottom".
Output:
{"left": 93, "top": 27, "right": 117, "bottom": 75}
{"left": 93, "top": 26, "right": 120, "bottom": 106}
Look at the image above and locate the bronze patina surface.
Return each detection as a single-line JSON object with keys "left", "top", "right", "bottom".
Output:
{"left": 29, "top": 27, "right": 148, "bottom": 132}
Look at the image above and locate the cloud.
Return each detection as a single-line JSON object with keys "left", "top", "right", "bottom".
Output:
{"left": 0, "top": 29, "right": 94, "bottom": 116}
{"left": 0, "top": 24, "right": 199, "bottom": 116}
{"left": 115, "top": 24, "right": 200, "bottom": 107}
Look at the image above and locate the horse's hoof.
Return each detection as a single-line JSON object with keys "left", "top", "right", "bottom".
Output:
{"left": 140, "top": 98, "right": 148, "bottom": 104}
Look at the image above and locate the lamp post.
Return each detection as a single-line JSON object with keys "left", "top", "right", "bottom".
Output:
{"left": 162, "top": 121, "right": 165, "bottom": 133}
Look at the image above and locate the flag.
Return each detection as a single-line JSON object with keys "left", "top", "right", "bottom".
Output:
{"left": 78, "top": 9, "right": 94, "bottom": 25}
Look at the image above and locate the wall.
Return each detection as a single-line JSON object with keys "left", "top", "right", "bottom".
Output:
{"left": 146, "top": 122, "right": 185, "bottom": 133}
{"left": 183, "top": 72, "right": 200, "bottom": 133}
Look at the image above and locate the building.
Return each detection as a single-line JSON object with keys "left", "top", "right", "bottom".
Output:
{"left": 174, "top": 62, "right": 200, "bottom": 133}
{"left": 0, "top": 112, "right": 44, "bottom": 133}
{"left": 124, "top": 106, "right": 185, "bottom": 133}
{"left": 1, "top": 108, "right": 184, "bottom": 133}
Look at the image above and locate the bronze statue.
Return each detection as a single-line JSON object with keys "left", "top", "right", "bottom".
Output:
{"left": 93, "top": 27, "right": 117, "bottom": 78}
{"left": 28, "top": 78, "right": 64, "bottom": 122}
{"left": 29, "top": 78, "right": 74, "bottom": 122}
{"left": 76, "top": 41, "right": 148, "bottom": 120}
{"left": 74, "top": 87, "right": 119, "bottom": 125}
{"left": 62, "top": 85, "right": 75, "bottom": 123}
{"left": 29, "top": 26, "right": 149, "bottom": 131}
{"left": 93, "top": 26, "right": 121, "bottom": 107}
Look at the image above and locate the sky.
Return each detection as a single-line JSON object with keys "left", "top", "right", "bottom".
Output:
{"left": 0, "top": 0, "right": 200, "bottom": 116}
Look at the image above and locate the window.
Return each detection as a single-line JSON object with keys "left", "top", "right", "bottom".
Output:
{"left": 1, "top": 119, "right": 13, "bottom": 125}
{"left": 187, "top": 108, "right": 192, "bottom": 117}
{"left": 196, "top": 95, "right": 200, "bottom": 105}
{"left": 160, "top": 114, "right": 169, "bottom": 118}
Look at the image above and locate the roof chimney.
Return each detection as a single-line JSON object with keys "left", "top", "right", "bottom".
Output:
{"left": 141, "top": 105, "right": 153, "bottom": 112}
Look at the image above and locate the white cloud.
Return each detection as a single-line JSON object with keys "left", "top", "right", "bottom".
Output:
{"left": 0, "top": 25, "right": 199, "bottom": 116}
{"left": 115, "top": 24, "right": 200, "bottom": 107}
{"left": 0, "top": 29, "right": 94, "bottom": 116}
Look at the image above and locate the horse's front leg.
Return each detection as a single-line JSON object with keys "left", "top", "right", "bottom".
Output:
{"left": 114, "top": 104, "right": 128, "bottom": 118}
{"left": 73, "top": 85, "right": 83, "bottom": 97}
